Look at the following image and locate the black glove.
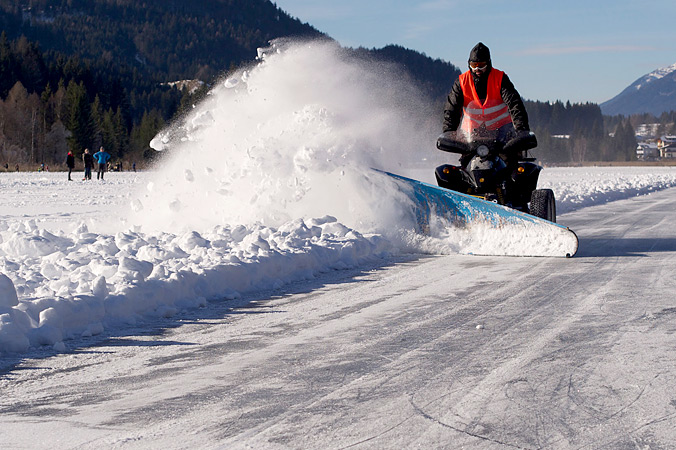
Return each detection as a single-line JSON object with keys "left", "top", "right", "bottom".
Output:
{"left": 504, "top": 130, "right": 537, "bottom": 153}
{"left": 437, "top": 131, "right": 468, "bottom": 154}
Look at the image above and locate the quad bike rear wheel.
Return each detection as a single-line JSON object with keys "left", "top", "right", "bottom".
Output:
{"left": 530, "top": 189, "right": 556, "bottom": 222}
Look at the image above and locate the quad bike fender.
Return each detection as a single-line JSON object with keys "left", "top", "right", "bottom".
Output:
{"left": 435, "top": 164, "right": 473, "bottom": 194}
{"left": 511, "top": 161, "right": 541, "bottom": 187}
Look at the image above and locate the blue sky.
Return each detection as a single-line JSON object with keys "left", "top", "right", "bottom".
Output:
{"left": 273, "top": 0, "right": 676, "bottom": 104}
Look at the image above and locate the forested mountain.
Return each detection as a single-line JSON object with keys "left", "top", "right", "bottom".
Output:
{"left": 0, "top": 0, "right": 324, "bottom": 81}
{"left": 356, "top": 44, "right": 461, "bottom": 101}
{"left": 0, "top": 0, "right": 651, "bottom": 167}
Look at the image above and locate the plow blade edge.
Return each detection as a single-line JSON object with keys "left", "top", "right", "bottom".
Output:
{"left": 383, "top": 171, "right": 578, "bottom": 257}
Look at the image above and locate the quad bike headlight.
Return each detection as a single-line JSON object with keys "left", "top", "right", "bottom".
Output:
{"left": 477, "top": 145, "right": 489, "bottom": 157}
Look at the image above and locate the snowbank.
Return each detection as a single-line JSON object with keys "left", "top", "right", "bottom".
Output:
{"left": 0, "top": 208, "right": 388, "bottom": 353}
{"left": 540, "top": 166, "right": 676, "bottom": 213}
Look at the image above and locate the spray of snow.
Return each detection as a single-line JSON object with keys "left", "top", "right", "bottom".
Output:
{"left": 135, "top": 39, "right": 439, "bottom": 237}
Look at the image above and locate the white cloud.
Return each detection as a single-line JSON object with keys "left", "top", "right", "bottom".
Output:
{"left": 401, "top": 22, "right": 438, "bottom": 42}
{"left": 417, "top": 0, "right": 505, "bottom": 11}
{"left": 417, "top": 0, "right": 458, "bottom": 11}
{"left": 518, "top": 44, "right": 654, "bottom": 56}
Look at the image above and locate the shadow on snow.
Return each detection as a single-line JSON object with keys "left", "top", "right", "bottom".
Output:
{"left": 0, "top": 254, "right": 426, "bottom": 377}
{"left": 575, "top": 237, "right": 676, "bottom": 258}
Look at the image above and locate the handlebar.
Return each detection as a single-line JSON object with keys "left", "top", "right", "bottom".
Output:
{"left": 436, "top": 130, "right": 537, "bottom": 155}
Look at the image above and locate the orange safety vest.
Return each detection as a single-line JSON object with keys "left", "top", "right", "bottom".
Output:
{"left": 459, "top": 68, "right": 512, "bottom": 134}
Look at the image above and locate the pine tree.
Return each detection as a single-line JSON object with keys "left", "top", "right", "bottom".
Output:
{"left": 622, "top": 120, "right": 637, "bottom": 161}
{"left": 113, "top": 106, "right": 129, "bottom": 159}
{"left": 130, "top": 108, "right": 165, "bottom": 157}
{"left": 65, "top": 80, "right": 95, "bottom": 156}
{"left": 90, "top": 95, "right": 104, "bottom": 150}
{"left": 0, "top": 32, "right": 16, "bottom": 98}
{"left": 100, "top": 108, "right": 117, "bottom": 158}
{"left": 612, "top": 120, "right": 637, "bottom": 161}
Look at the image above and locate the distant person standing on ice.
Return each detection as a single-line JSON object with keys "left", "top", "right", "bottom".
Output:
{"left": 93, "top": 146, "right": 111, "bottom": 180}
{"left": 82, "top": 148, "right": 94, "bottom": 180}
{"left": 442, "top": 42, "right": 530, "bottom": 163}
{"left": 66, "top": 151, "right": 75, "bottom": 181}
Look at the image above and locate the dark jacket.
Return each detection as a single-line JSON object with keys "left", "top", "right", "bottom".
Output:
{"left": 83, "top": 153, "right": 94, "bottom": 169}
{"left": 66, "top": 153, "right": 75, "bottom": 168}
{"left": 443, "top": 67, "right": 530, "bottom": 133}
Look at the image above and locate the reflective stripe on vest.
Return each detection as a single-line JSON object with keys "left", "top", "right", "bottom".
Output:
{"left": 459, "top": 69, "right": 512, "bottom": 133}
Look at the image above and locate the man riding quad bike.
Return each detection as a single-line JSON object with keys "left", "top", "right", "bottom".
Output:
{"left": 436, "top": 42, "right": 556, "bottom": 222}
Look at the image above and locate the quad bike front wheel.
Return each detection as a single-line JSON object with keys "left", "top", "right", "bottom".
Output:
{"left": 530, "top": 189, "right": 556, "bottom": 222}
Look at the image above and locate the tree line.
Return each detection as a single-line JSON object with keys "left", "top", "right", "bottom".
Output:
{"left": 0, "top": 32, "right": 199, "bottom": 168}
{"left": 624, "top": 110, "right": 676, "bottom": 137}
{"left": 525, "top": 100, "right": 638, "bottom": 164}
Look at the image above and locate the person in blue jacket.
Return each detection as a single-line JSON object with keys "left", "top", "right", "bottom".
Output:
{"left": 93, "top": 146, "right": 111, "bottom": 180}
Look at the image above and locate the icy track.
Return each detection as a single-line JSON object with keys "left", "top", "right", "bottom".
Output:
{"left": 2, "top": 39, "right": 676, "bottom": 355}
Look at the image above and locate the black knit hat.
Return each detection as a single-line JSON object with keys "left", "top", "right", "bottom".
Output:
{"left": 468, "top": 42, "right": 491, "bottom": 64}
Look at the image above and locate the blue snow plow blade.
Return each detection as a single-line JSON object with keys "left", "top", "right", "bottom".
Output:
{"left": 380, "top": 170, "right": 579, "bottom": 258}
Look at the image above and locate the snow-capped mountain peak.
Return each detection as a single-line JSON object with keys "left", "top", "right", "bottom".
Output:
{"left": 601, "top": 62, "right": 676, "bottom": 116}
{"left": 634, "top": 62, "right": 676, "bottom": 90}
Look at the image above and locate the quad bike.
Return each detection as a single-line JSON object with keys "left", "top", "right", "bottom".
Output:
{"left": 435, "top": 129, "right": 556, "bottom": 222}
